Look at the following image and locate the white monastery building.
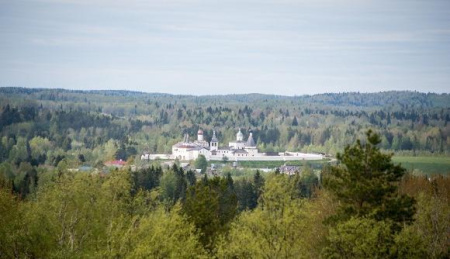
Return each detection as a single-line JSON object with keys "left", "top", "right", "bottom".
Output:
{"left": 164, "top": 129, "right": 323, "bottom": 162}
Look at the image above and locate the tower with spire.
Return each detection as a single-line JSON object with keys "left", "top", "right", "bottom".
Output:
{"left": 210, "top": 130, "right": 218, "bottom": 151}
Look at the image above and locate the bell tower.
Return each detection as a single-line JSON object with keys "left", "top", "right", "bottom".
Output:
{"left": 210, "top": 130, "right": 218, "bottom": 151}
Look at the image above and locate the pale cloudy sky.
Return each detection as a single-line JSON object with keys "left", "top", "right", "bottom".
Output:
{"left": 1, "top": 0, "right": 449, "bottom": 95}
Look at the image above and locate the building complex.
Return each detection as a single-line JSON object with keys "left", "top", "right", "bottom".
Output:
{"left": 143, "top": 129, "right": 323, "bottom": 162}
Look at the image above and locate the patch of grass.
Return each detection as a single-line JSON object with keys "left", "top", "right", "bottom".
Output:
{"left": 392, "top": 156, "right": 450, "bottom": 175}
{"left": 221, "top": 159, "right": 331, "bottom": 169}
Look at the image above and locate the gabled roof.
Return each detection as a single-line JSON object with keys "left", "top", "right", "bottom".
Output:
{"left": 105, "top": 160, "right": 126, "bottom": 167}
{"left": 174, "top": 143, "right": 198, "bottom": 149}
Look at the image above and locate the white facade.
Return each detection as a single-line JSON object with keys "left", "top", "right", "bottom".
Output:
{"left": 229, "top": 128, "right": 246, "bottom": 149}
{"left": 143, "top": 128, "right": 324, "bottom": 162}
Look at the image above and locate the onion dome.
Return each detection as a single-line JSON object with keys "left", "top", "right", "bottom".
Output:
{"left": 236, "top": 128, "right": 244, "bottom": 141}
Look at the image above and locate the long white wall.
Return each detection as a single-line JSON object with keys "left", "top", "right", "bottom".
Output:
{"left": 142, "top": 152, "right": 323, "bottom": 162}
{"left": 209, "top": 153, "right": 323, "bottom": 161}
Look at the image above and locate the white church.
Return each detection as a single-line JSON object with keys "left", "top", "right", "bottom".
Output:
{"left": 166, "top": 129, "right": 324, "bottom": 162}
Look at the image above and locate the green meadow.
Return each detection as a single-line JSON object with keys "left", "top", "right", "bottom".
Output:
{"left": 210, "top": 159, "right": 331, "bottom": 170}
{"left": 211, "top": 156, "right": 450, "bottom": 176}
{"left": 392, "top": 156, "right": 450, "bottom": 175}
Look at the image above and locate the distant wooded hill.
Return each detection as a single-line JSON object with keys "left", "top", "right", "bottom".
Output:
{"left": 1, "top": 87, "right": 448, "bottom": 108}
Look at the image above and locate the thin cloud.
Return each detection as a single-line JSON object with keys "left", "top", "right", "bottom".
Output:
{"left": 1, "top": 0, "right": 450, "bottom": 94}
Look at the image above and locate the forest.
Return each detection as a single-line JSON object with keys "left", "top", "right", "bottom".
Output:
{"left": 0, "top": 87, "right": 449, "bottom": 258}
{"left": 0, "top": 130, "right": 449, "bottom": 258}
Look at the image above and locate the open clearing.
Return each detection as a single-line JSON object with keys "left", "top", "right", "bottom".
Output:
{"left": 220, "top": 156, "right": 450, "bottom": 175}
{"left": 392, "top": 156, "right": 450, "bottom": 175}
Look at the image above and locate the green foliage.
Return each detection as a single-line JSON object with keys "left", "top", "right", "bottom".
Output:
{"left": 13, "top": 162, "right": 38, "bottom": 197}
{"left": 159, "top": 165, "right": 187, "bottom": 206}
{"left": 234, "top": 179, "right": 257, "bottom": 211}
{"left": 290, "top": 166, "right": 319, "bottom": 198}
{"left": 131, "top": 165, "right": 163, "bottom": 193}
{"left": 217, "top": 174, "right": 322, "bottom": 259}
{"left": 320, "top": 131, "right": 440, "bottom": 258}
{"left": 323, "top": 130, "right": 416, "bottom": 228}
{"left": 0, "top": 169, "right": 208, "bottom": 258}
{"left": 393, "top": 226, "right": 428, "bottom": 258}
{"left": 253, "top": 170, "right": 265, "bottom": 197}
{"left": 323, "top": 213, "right": 440, "bottom": 259}
{"left": 404, "top": 190, "right": 450, "bottom": 258}
{"left": 183, "top": 175, "right": 237, "bottom": 252}
{"left": 126, "top": 205, "right": 207, "bottom": 258}
{"left": 186, "top": 169, "right": 196, "bottom": 186}
{"left": 0, "top": 164, "right": 448, "bottom": 258}
{"left": 195, "top": 155, "right": 207, "bottom": 173}
{"left": 322, "top": 217, "right": 395, "bottom": 258}
{"left": 233, "top": 170, "right": 266, "bottom": 211}
{"left": 0, "top": 186, "right": 25, "bottom": 258}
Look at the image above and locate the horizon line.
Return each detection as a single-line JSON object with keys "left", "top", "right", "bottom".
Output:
{"left": 1, "top": 85, "right": 449, "bottom": 97}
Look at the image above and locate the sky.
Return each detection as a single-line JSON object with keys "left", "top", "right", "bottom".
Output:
{"left": 1, "top": 0, "right": 450, "bottom": 95}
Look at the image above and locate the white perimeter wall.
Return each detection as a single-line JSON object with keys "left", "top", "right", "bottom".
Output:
{"left": 143, "top": 153, "right": 323, "bottom": 162}
{"left": 209, "top": 153, "right": 323, "bottom": 161}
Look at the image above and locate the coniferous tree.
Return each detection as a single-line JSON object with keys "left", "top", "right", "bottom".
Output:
{"left": 235, "top": 179, "right": 258, "bottom": 211}
{"left": 186, "top": 170, "right": 196, "bottom": 186}
{"left": 253, "top": 170, "right": 265, "bottom": 202}
{"left": 183, "top": 175, "right": 237, "bottom": 252}
{"left": 323, "top": 130, "right": 416, "bottom": 230}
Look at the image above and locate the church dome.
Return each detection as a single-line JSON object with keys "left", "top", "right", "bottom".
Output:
{"left": 236, "top": 128, "right": 244, "bottom": 141}
{"left": 246, "top": 132, "right": 256, "bottom": 147}
{"left": 197, "top": 129, "right": 203, "bottom": 135}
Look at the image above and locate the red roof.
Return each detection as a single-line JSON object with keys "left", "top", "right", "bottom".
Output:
{"left": 105, "top": 160, "right": 126, "bottom": 166}
{"left": 177, "top": 144, "right": 197, "bottom": 149}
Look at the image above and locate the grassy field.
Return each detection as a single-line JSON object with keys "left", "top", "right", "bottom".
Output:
{"left": 210, "top": 156, "right": 450, "bottom": 175}
{"left": 392, "top": 156, "right": 450, "bottom": 175}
